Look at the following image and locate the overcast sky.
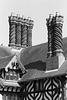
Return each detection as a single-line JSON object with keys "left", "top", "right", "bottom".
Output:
{"left": 0, "top": 0, "right": 67, "bottom": 46}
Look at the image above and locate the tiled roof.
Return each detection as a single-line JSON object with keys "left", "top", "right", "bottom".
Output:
{"left": 20, "top": 37, "right": 67, "bottom": 70}
{"left": 0, "top": 38, "right": 67, "bottom": 73}
{"left": 0, "top": 46, "right": 14, "bottom": 58}
{"left": 0, "top": 54, "right": 14, "bottom": 69}
{"left": 20, "top": 43, "right": 47, "bottom": 70}
{"left": 19, "top": 59, "right": 67, "bottom": 82}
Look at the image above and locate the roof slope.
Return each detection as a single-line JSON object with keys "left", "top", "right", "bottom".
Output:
{"left": 0, "top": 55, "right": 14, "bottom": 69}
{"left": 19, "top": 59, "right": 67, "bottom": 82}
{"left": 20, "top": 37, "right": 67, "bottom": 70}
{"left": 20, "top": 43, "right": 47, "bottom": 70}
{"left": 0, "top": 46, "right": 14, "bottom": 58}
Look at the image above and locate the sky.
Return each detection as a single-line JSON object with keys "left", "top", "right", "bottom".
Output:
{"left": 0, "top": 0, "right": 67, "bottom": 46}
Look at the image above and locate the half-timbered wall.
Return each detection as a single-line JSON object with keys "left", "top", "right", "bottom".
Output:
{"left": 0, "top": 85, "right": 21, "bottom": 100}
{"left": 0, "top": 61, "right": 22, "bottom": 100}
{"left": 20, "top": 76, "right": 65, "bottom": 100}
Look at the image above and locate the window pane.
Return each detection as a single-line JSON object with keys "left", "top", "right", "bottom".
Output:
{"left": 5, "top": 73, "right": 9, "bottom": 80}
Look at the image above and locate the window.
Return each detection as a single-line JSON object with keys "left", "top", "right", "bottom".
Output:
{"left": 5, "top": 72, "right": 9, "bottom": 80}
{"left": 10, "top": 72, "right": 13, "bottom": 80}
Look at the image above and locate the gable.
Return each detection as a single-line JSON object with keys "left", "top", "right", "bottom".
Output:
{"left": 5, "top": 54, "right": 26, "bottom": 73}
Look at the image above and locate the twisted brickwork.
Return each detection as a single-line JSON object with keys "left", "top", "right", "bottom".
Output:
{"left": 46, "top": 13, "right": 64, "bottom": 57}
{"left": 21, "top": 25, "right": 27, "bottom": 45}
{"left": 46, "top": 15, "right": 53, "bottom": 57}
{"left": 9, "top": 16, "right": 17, "bottom": 46}
{"left": 16, "top": 23, "right": 21, "bottom": 45}
{"left": 52, "top": 15, "right": 63, "bottom": 54}
{"left": 21, "top": 19, "right": 34, "bottom": 46}
{"left": 9, "top": 14, "right": 34, "bottom": 47}
{"left": 27, "top": 25, "right": 33, "bottom": 46}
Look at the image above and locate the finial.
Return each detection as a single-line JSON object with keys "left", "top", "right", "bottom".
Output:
{"left": 49, "top": 14, "right": 53, "bottom": 19}
{"left": 11, "top": 12, "right": 15, "bottom": 16}
{"left": 56, "top": 12, "right": 60, "bottom": 16}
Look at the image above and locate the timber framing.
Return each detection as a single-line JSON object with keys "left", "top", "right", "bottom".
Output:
{"left": 20, "top": 75, "right": 66, "bottom": 100}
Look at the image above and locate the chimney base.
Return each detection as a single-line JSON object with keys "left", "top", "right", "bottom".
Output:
{"left": 46, "top": 53, "right": 65, "bottom": 71}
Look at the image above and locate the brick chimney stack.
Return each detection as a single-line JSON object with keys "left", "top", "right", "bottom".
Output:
{"left": 46, "top": 12, "right": 65, "bottom": 71}
{"left": 46, "top": 14, "right": 53, "bottom": 57}
{"left": 8, "top": 13, "right": 34, "bottom": 48}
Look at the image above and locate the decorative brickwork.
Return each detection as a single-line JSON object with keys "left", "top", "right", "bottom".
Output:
{"left": 46, "top": 12, "right": 64, "bottom": 57}
{"left": 8, "top": 14, "right": 34, "bottom": 47}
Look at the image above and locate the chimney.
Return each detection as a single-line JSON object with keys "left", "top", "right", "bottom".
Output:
{"left": 8, "top": 13, "right": 34, "bottom": 48}
{"left": 46, "top": 14, "right": 53, "bottom": 57}
{"left": 15, "top": 16, "right": 22, "bottom": 46}
{"left": 20, "top": 18, "right": 28, "bottom": 47}
{"left": 27, "top": 19, "right": 34, "bottom": 46}
{"left": 21, "top": 18, "right": 34, "bottom": 46}
{"left": 46, "top": 12, "right": 65, "bottom": 71}
{"left": 9, "top": 14, "right": 17, "bottom": 46}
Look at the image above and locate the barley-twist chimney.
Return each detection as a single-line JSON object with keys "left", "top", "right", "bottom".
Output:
{"left": 46, "top": 12, "right": 65, "bottom": 71}
{"left": 52, "top": 12, "right": 63, "bottom": 56}
{"left": 8, "top": 13, "right": 34, "bottom": 48}
{"left": 46, "top": 14, "right": 53, "bottom": 57}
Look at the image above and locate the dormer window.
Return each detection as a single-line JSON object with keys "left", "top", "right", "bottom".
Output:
{"left": 4, "top": 61, "right": 22, "bottom": 81}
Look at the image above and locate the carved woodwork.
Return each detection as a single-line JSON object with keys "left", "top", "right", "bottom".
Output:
{"left": 20, "top": 76, "right": 66, "bottom": 100}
